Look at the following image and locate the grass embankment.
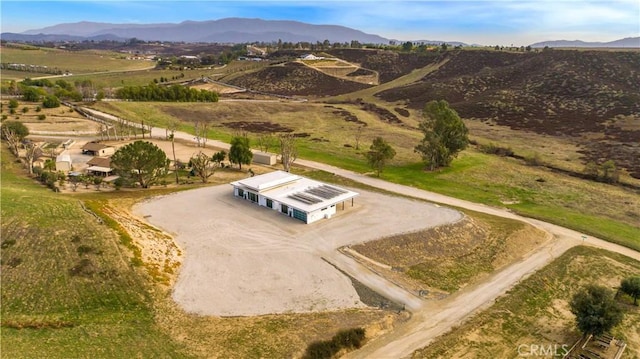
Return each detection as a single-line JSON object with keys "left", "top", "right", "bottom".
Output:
{"left": 0, "top": 148, "right": 189, "bottom": 358}
{"left": 413, "top": 246, "right": 640, "bottom": 358}
{"left": 87, "top": 101, "right": 640, "bottom": 252}
{"left": 352, "top": 211, "right": 542, "bottom": 293}
{"left": 381, "top": 152, "right": 640, "bottom": 251}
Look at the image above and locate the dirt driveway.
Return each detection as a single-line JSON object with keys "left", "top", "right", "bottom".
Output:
{"left": 135, "top": 184, "right": 462, "bottom": 316}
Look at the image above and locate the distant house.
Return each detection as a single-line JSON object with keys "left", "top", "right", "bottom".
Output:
{"left": 299, "top": 54, "right": 323, "bottom": 61}
{"left": 82, "top": 142, "right": 115, "bottom": 157}
{"left": 86, "top": 156, "right": 113, "bottom": 177}
{"left": 55, "top": 154, "right": 72, "bottom": 172}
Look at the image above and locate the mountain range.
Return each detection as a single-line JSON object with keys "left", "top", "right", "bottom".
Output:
{"left": 1, "top": 18, "right": 638, "bottom": 48}
{"left": 6, "top": 18, "right": 389, "bottom": 44}
{"left": 530, "top": 37, "right": 640, "bottom": 48}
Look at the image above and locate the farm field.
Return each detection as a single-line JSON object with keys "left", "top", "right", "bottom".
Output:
{"left": 412, "top": 246, "right": 640, "bottom": 359}
{"left": 1, "top": 46, "right": 153, "bottom": 77}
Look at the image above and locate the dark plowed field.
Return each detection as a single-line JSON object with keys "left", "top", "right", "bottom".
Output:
{"left": 376, "top": 50, "right": 640, "bottom": 177}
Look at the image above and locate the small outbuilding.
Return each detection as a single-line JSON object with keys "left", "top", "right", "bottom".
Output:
{"left": 82, "top": 142, "right": 115, "bottom": 156}
{"left": 230, "top": 170, "right": 359, "bottom": 224}
{"left": 252, "top": 151, "right": 277, "bottom": 166}
{"left": 55, "top": 154, "right": 72, "bottom": 172}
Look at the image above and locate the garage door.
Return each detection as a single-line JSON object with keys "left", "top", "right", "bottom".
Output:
{"left": 292, "top": 208, "right": 307, "bottom": 222}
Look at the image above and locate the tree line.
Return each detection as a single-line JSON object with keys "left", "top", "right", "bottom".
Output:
{"left": 114, "top": 84, "right": 219, "bottom": 102}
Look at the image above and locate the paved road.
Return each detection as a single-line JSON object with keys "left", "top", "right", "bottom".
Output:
{"left": 77, "top": 106, "right": 639, "bottom": 358}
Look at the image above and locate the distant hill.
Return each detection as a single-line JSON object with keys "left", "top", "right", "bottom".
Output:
{"left": 12, "top": 18, "right": 390, "bottom": 44}
{"left": 0, "top": 32, "right": 126, "bottom": 42}
{"left": 530, "top": 37, "right": 640, "bottom": 48}
{"left": 375, "top": 49, "right": 640, "bottom": 177}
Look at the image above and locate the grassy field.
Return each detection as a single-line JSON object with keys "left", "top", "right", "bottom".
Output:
{"left": 1, "top": 46, "right": 152, "bottom": 77}
{"left": 87, "top": 101, "right": 640, "bottom": 251}
{"left": 412, "top": 246, "right": 640, "bottom": 359}
{"left": 352, "top": 210, "right": 546, "bottom": 293}
{"left": 0, "top": 147, "right": 189, "bottom": 358}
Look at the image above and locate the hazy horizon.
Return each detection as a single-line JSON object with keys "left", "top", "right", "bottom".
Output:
{"left": 1, "top": 0, "right": 639, "bottom": 46}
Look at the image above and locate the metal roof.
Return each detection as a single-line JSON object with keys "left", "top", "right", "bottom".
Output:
{"left": 231, "top": 171, "right": 358, "bottom": 213}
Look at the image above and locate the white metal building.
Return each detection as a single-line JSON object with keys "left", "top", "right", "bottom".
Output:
{"left": 230, "top": 171, "right": 359, "bottom": 224}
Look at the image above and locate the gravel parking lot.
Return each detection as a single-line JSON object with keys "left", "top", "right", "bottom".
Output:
{"left": 135, "top": 184, "right": 462, "bottom": 316}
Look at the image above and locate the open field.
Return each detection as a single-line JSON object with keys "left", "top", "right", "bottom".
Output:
{"left": 1, "top": 46, "right": 152, "bottom": 75}
{"left": 412, "top": 246, "right": 640, "bottom": 359}
{"left": 1, "top": 100, "right": 96, "bottom": 134}
{"left": 87, "top": 101, "right": 640, "bottom": 251}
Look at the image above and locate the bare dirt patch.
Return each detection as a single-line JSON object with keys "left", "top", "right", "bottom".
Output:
{"left": 135, "top": 185, "right": 461, "bottom": 316}
{"left": 223, "top": 120, "right": 293, "bottom": 133}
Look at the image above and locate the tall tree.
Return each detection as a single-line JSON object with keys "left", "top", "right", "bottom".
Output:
{"left": 620, "top": 276, "right": 640, "bottom": 305}
{"left": 1, "top": 121, "right": 29, "bottom": 156}
{"left": 570, "top": 284, "right": 624, "bottom": 336}
{"left": 189, "top": 151, "right": 217, "bottom": 183}
{"left": 365, "top": 137, "right": 396, "bottom": 177}
{"left": 414, "top": 100, "right": 468, "bottom": 170}
{"left": 229, "top": 136, "right": 252, "bottom": 170}
{"left": 110, "top": 141, "right": 168, "bottom": 188}
{"left": 167, "top": 119, "right": 179, "bottom": 184}
{"left": 23, "top": 142, "right": 42, "bottom": 175}
{"left": 279, "top": 133, "right": 298, "bottom": 172}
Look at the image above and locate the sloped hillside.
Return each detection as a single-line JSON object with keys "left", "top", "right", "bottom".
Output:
{"left": 326, "top": 49, "right": 443, "bottom": 83}
{"left": 226, "top": 62, "right": 371, "bottom": 96}
{"left": 376, "top": 50, "right": 640, "bottom": 177}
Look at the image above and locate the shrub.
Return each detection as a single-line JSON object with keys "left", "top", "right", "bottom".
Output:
{"left": 42, "top": 95, "right": 60, "bottom": 108}
{"left": 333, "top": 328, "right": 366, "bottom": 349}
{"left": 69, "top": 258, "right": 95, "bottom": 276}
{"left": 6, "top": 257, "right": 23, "bottom": 268}
{"left": 303, "top": 341, "right": 338, "bottom": 359}
{"left": 479, "top": 142, "right": 514, "bottom": 157}
{"left": 37, "top": 114, "right": 46, "bottom": 121}
{"left": 302, "top": 328, "right": 366, "bottom": 359}
{"left": 1, "top": 239, "right": 17, "bottom": 249}
{"left": 524, "top": 153, "right": 543, "bottom": 166}
{"left": 76, "top": 245, "right": 95, "bottom": 255}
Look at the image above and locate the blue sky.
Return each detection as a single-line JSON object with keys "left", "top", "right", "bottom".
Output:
{"left": 1, "top": 1, "right": 639, "bottom": 46}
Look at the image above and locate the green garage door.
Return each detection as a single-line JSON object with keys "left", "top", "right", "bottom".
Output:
{"left": 292, "top": 208, "right": 307, "bottom": 222}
